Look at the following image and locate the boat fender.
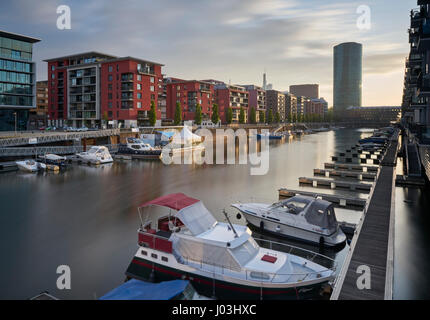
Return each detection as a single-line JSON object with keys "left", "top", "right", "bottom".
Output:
{"left": 226, "top": 242, "right": 231, "bottom": 247}
{"left": 276, "top": 225, "right": 281, "bottom": 232}
{"left": 236, "top": 213, "right": 242, "bottom": 220}
{"left": 260, "top": 221, "right": 264, "bottom": 231}
{"left": 319, "top": 236, "right": 325, "bottom": 247}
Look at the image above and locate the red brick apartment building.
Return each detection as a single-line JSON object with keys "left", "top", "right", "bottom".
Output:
{"left": 214, "top": 83, "right": 249, "bottom": 123}
{"left": 165, "top": 79, "right": 214, "bottom": 121}
{"left": 45, "top": 52, "right": 163, "bottom": 128}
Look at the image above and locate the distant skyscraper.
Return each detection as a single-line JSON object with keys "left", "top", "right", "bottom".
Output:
{"left": 333, "top": 42, "right": 362, "bottom": 114}
{"left": 290, "top": 84, "right": 319, "bottom": 99}
{"left": 263, "top": 72, "right": 267, "bottom": 90}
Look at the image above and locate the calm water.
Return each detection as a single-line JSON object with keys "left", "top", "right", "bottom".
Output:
{"left": 0, "top": 128, "right": 402, "bottom": 300}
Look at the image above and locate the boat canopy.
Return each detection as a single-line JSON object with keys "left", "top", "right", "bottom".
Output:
{"left": 280, "top": 196, "right": 337, "bottom": 231}
{"left": 99, "top": 279, "right": 190, "bottom": 300}
{"left": 140, "top": 193, "right": 217, "bottom": 236}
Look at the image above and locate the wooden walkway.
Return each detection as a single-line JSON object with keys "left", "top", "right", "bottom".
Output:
{"left": 331, "top": 130, "right": 398, "bottom": 300}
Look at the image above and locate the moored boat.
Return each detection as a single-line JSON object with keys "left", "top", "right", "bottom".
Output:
{"left": 125, "top": 193, "right": 336, "bottom": 300}
{"left": 16, "top": 160, "right": 46, "bottom": 173}
{"left": 76, "top": 146, "right": 113, "bottom": 164}
{"left": 118, "top": 138, "right": 162, "bottom": 159}
{"left": 232, "top": 196, "right": 346, "bottom": 247}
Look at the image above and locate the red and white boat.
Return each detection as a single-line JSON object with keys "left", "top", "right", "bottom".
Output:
{"left": 125, "top": 193, "right": 336, "bottom": 300}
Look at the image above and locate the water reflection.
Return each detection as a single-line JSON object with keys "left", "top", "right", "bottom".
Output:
{"left": 0, "top": 129, "right": 368, "bottom": 299}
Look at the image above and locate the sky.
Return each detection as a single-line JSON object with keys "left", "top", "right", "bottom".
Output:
{"left": 0, "top": 0, "right": 418, "bottom": 107}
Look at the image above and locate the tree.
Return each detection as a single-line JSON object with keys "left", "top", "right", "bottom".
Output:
{"left": 226, "top": 107, "right": 233, "bottom": 124}
{"left": 259, "top": 111, "right": 265, "bottom": 124}
{"left": 267, "top": 109, "right": 273, "bottom": 124}
{"left": 239, "top": 107, "right": 246, "bottom": 124}
{"left": 292, "top": 113, "right": 297, "bottom": 123}
{"left": 194, "top": 103, "right": 202, "bottom": 125}
{"left": 174, "top": 102, "right": 182, "bottom": 125}
{"left": 211, "top": 103, "right": 220, "bottom": 125}
{"left": 103, "top": 111, "right": 109, "bottom": 122}
{"left": 249, "top": 107, "right": 257, "bottom": 124}
{"left": 275, "top": 112, "right": 281, "bottom": 123}
{"left": 149, "top": 100, "right": 157, "bottom": 126}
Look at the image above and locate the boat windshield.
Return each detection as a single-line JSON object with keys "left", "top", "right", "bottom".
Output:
{"left": 230, "top": 237, "right": 259, "bottom": 266}
{"left": 88, "top": 148, "right": 98, "bottom": 154}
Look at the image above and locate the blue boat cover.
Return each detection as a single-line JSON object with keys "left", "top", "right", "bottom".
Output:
{"left": 156, "top": 131, "right": 176, "bottom": 138}
{"left": 99, "top": 279, "right": 189, "bottom": 300}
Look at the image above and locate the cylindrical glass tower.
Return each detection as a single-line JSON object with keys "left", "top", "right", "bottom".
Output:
{"left": 333, "top": 42, "right": 362, "bottom": 114}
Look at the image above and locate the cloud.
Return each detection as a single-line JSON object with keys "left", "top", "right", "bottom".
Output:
{"left": 0, "top": 0, "right": 411, "bottom": 107}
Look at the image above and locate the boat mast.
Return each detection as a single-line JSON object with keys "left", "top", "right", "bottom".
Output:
{"left": 223, "top": 210, "right": 238, "bottom": 238}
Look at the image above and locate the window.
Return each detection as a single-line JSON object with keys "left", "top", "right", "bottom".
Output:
{"left": 137, "top": 75, "right": 142, "bottom": 81}
{"left": 108, "top": 65, "right": 113, "bottom": 72}
{"left": 151, "top": 253, "right": 157, "bottom": 259}
{"left": 51, "top": 65, "right": 55, "bottom": 71}
{"left": 108, "top": 102, "right": 112, "bottom": 108}
{"left": 137, "top": 93, "right": 142, "bottom": 99}
{"left": 141, "top": 250, "right": 147, "bottom": 256}
{"left": 108, "top": 75, "right": 113, "bottom": 81}
{"left": 161, "top": 257, "right": 168, "bottom": 262}
{"left": 51, "top": 73, "right": 55, "bottom": 79}
{"left": 116, "top": 64, "right": 119, "bottom": 72}
{"left": 137, "top": 83, "right": 141, "bottom": 90}
{"left": 108, "top": 93, "right": 112, "bottom": 99}
{"left": 108, "top": 84, "right": 112, "bottom": 90}
{"left": 137, "top": 102, "right": 142, "bottom": 108}
{"left": 150, "top": 86, "right": 154, "bottom": 92}
{"left": 150, "top": 77, "right": 155, "bottom": 83}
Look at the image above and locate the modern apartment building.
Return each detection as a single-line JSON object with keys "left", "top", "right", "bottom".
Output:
{"left": 333, "top": 42, "right": 363, "bottom": 114}
{"left": 266, "top": 90, "right": 286, "bottom": 122}
{"left": 166, "top": 79, "right": 214, "bottom": 121}
{"left": 215, "top": 83, "right": 249, "bottom": 123}
{"left": 289, "top": 84, "right": 319, "bottom": 100}
{"left": 403, "top": 2, "right": 430, "bottom": 130}
{"left": 285, "top": 93, "right": 298, "bottom": 121}
{"left": 45, "top": 52, "right": 163, "bottom": 128}
{"left": 28, "top": 80, "right": 48, "bottom": 128}
{"left": 296, "top": 96, "right": 308, "bottom": 119}
{"left": 0, "top": 30, "right": 40, "bottom": 131}
{"left": 243, "top": 85, "right": 266, "bottom": 122}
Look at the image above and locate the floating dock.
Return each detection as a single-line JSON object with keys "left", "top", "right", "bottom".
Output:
{"left": 331, "top": 129, "right": 399, "bottom": 300}
{"left": 299, "top": 177, "right": 372, "bottom": 193}
{"left": 314, "top": 169, "right": 376, "bottom": 181}
{"left": 324, "top": 163, "right": 379, "bottom": 173}
{"left": 278, "top": 188, "right": 367, "bottom": 209}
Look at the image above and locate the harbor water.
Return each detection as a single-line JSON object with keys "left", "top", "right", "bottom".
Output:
{"left": 0, "top": 128, "right": 424, "bottom": 299}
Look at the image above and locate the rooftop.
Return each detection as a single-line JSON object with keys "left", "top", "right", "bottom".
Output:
{"left": 0, "top": 30, "right": 41, "bottom": 44}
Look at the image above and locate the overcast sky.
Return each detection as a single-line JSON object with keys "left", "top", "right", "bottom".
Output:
{"left": 0, "top": 0, "right": 417, "bottom": 106}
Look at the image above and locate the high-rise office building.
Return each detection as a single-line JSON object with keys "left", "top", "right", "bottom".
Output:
{"left": 333, "top": 42, "right": 362, "bottom": 114}
{"left": 0, "top": 30, "right": 40, "bottom": 131}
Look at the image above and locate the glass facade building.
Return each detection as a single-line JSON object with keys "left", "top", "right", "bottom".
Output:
{"left": 333, "top": 42, "right": 362, "bottom": 114}
{"left": 0, "top": 30, "right": 40, "bottom": 131}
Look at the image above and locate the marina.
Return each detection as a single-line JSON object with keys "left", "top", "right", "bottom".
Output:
{"left": 2, "top": 127, "right": 428, "bottom": 300}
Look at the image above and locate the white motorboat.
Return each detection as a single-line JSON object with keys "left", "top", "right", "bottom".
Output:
{"left": 16, "top": 160, "right": 46, "bottom": 173}
{"left": 118, "top": 138, "right": 162, "bottom": 158}
{"left": 232, "top": 196, "right": 346, "bottom": 247}
{"left": 125, "top": 193, "right": 336, "bottom": 300}
{"left": 77, "top": 146, "right": 113, "bottom": 164}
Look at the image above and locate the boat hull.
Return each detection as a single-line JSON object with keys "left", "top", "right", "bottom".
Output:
{"left": 125, "top": 256, "right": 328, "bottom": 300}
{"left": 242, "top": 212, "right": 346, "bottom": 247}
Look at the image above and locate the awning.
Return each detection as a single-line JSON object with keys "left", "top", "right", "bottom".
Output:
{"left": 140, "top": 193, "right": 200, "bottom": 211}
